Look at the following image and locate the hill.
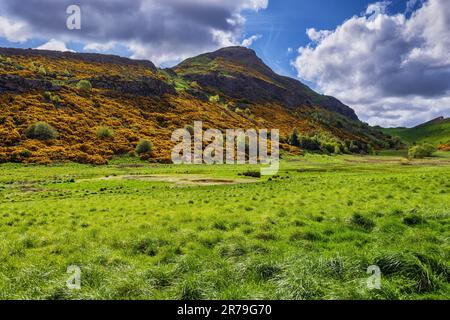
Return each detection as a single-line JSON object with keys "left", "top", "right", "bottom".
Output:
{"left": 381, "top": 117, "right": 450, "bottom": 149}
{"left": 0, "top": 46, "right": 398, "bottom": 164}
{"left": 172, "top": 47, "right": 359, "bottom": 120}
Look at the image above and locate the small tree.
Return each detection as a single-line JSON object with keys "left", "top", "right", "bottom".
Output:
{"left": 288, "top": 129, "right": 299, "bottom": 147}
{"left": 408, "top": 143, "right": 436, "bottom": 159}
{"left": 135, "top": 139, "right": 153, "bottom": 155}
{"left": 334, "top": 144, "right": 343, "bottom": 154}
{"left": 321, "top": 142, "right": 335, "bottom": 154}
{"left": 299, "top": 135, "right": 321, "bottom": 151}
{"left": 77, "top": 80, "right": 92, "bottom": 91}
{"left": 25, "top": 122, "right": 58, "bottom": 140}
{"left": 96, "top": 126, "right": 114, "bottom": 139}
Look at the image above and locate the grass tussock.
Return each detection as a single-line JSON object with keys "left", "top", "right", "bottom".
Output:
{"left": 350, "top": 213, "right": 376, "bottom": 231}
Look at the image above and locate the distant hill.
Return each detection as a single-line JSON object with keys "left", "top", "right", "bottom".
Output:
{"left": 0, "top": 46, "right": 398, "bottom": 164}
{"left": 381, "top": 117, "right": 450, "bottom": 148}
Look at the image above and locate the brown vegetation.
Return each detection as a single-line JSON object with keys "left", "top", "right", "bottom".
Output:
{"left": 0, "top": 47, "right": 395, "bottom": 164}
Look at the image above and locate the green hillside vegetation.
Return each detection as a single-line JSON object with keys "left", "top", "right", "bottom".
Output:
{"left": 382, "top": 117, "right": 450, "bottom": 147}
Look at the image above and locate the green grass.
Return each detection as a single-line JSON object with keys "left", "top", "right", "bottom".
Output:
{"left": 172, "top": 79, "right": 190, "bottom": 92}
{"left": 0, "top": 154, "right": 449, "bottom": 300}
{"left": 377, "top": 149, "right": 408, "bottom": 157}
{"left": 382, "top": 119, "right": 450, "bottom": 146}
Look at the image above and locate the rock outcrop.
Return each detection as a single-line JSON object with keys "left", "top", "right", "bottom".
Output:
{"left": 0, "top": 74, "right": 60, "bottom": 93}
{"left": 89, "top": 76, "right": 176, "bottom": 97}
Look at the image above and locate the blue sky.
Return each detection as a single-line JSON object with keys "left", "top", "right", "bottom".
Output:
{"left": 0, "top": 0, "right": 449, "bottom": 127}
{"left": 244, "top": 0, "right": 409, "bottom": 77}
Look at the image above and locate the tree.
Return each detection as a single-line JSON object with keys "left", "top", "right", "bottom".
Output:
{"left": 408, "top": 143, "right": 436, "bottom": 159}
{"left": 322, "top": 142, "right": 335, "bottom": 154}
{"left": 288, "top": 129, "right": 300, "bottom": 147}
{"left": 334, "top": 144, "right": 343, "bottom": 154}
{"left": 299, "top": 135, "right": 321, "bottom": 151}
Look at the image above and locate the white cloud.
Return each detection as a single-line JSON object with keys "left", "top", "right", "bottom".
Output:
{"left": 127, "top": 41, "right": 201, "bottom": 67}
{"left": 241, "top": 34, "right": 262, "bottom": 47}
{"left": 36, "top": 39, "right": 74, "bottom": 52}
{"left": 0, "top": 16, "right": 30, "bottom": 43}
{"left": 0, "top": 0, "right": 269, "bottom": 66}
{"left": 405, "top": 0, "right": 423, "bottom": 13}
{"left": 211, "top": 30, "right": 240, "bottom": 48}
{"left": 366, "top": 1, "right": 392, "bottom": 17}
{"left": 240, "top": 0, "right": 268, "bottom": 11}
{"left": 83, "top": 42, "right": 116, "bottom": 52}
{"left": 306, "top": 28, "right": 332, "bottom": 42}
{"left": 293, "top": 0, "right": 450, "bottom": 127}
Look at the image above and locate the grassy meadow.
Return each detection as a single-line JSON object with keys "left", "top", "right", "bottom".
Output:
{"left": 0, "top": 153, "right": 449, "bottom": 300}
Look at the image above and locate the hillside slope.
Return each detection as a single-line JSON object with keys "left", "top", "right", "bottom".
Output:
{"left": 0, "top": 46, "right": 397, "bottom": 164}
{"left": 382, "top": 117, "right": 450, "bottom": 149}
{"left": 172, "top": 47, "right": 359, "bottom": 120}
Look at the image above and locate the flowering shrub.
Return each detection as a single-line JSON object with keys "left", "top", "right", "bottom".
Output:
{"left": 25, "top": 122, "right": 59, "bottom": 140}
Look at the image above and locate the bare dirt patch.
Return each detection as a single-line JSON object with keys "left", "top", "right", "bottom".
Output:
{"left": 115, "top": 164, "right": 146, "bottom": 168}
{"left": 80, "top": 174, "right": 258, "bottom": 186}
{"left": 122, "top": 175, "right": 257, "bottom": 186}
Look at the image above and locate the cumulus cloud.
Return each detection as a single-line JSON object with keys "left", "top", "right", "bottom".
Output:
{"left": 0, "top": 16, "right": 30, "bottom": 42}
{"left": 366, "top": 1, "right": 392, "bottom": 16}
{"left": 36, "top": 39, "right": 74, "bottom": 52}
{"left": 293, "top": 0, "right": 450, "bottom": 127}
{"left": 306, "top": 28, "right": 332, "bottom": 42}
{"left": 0, "top": 0, "right": 268, "bottom": 65}
{"left": 241, "top": 34, "right": 262, "bottom": 47}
